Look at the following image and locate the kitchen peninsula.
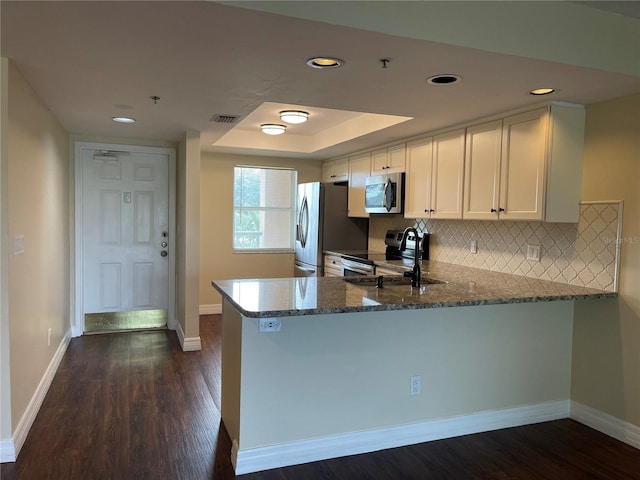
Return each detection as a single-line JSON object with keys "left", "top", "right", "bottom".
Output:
{"left": 212, "top": 261, "right": 615, "bottom": 475}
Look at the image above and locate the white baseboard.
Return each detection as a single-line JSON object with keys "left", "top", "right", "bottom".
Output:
{"left": 4, "top": 329, "right": 72, "bottom": 462}
{"left": 0, "top": 440, "right": 16, "bottom": 463}
{"left": 571, "top": 401, "right": 640, "bottom": 450}
{"left": 175, "top": 321, "right": 201, "bottom": 352}
{"left": 199, "top": 304, "right": 221, "bottom": 315}
{"left": 233, "top": 400, "right": 570, "bottom": 475}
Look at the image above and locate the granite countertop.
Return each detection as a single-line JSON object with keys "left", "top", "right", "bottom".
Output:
{"left": 211, "top": 259, "right": 616, "bottom": 318}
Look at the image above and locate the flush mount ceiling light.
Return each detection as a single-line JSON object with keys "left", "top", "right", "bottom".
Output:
{"left": 426, "top": 74, "right": 462, "bottom": 85}
{"left": 112, "top": 116, "right": 136, "bottom": 123}
{"left": 279, "top": 110, "right": 309, "bottom": 124}
{"left": 530, "top": 88, "right": 556, "bottom": 96}
{"left": 260, "top": 124, "right": 287, "bottom": 135}
{"left": 306, "top": 57, "right": 344, "bottom": 69}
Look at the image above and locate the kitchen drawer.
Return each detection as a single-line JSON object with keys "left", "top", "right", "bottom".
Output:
{"left": 324, "top": 254, "right": 342, "bottom": 277}
{"left": 324, "top": 267, "right": 342, "bottom": 277}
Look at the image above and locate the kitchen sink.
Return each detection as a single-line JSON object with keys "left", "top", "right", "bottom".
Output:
{"left": 342, "top": 275, "right": 446, "bottom": 287}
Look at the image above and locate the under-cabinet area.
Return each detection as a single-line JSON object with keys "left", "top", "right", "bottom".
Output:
{"left": 323, "top": 103, "right": 585, "bottom": 223}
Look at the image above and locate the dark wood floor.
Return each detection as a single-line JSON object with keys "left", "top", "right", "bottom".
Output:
{"left": 2, "top": 315, "right": 639, "bottom": 479}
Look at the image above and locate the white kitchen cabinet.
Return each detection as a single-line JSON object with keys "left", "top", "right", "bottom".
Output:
{"left": 498, "top": 108, "right": 547, "bottom": 221}
{"left": 430, "top": 129, "right": 465, "bottom": 219}
{"left": 321, "top": 157, "right": 349, "bottom": 183}
{"left": 347, "top": 152, "right": 370, "bottom": 218}
{"left": 371, "top": 143, "right": 406, "bottom": 175}
{"left": 463, "top": 120, "right": 503, "bottom": 220}
{"left": 404, "top": 137, "right": 433, "bottom": 218}
{"left": 463, "top": 106, "right": 584, "bottom": 222}
{"left": 323, "top": 254, "right": 342, "bottom": 277}
{"left": 404, "top": 130, "right": 465, "bottom": 220}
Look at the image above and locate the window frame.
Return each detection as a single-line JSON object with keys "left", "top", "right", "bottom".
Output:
{"left": 232, "top": 165, "right": 298, "bottom": 253}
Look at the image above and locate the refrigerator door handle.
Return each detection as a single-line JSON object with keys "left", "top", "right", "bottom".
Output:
{"left": 299, "top": 196, "right": 309, "bottom": 248}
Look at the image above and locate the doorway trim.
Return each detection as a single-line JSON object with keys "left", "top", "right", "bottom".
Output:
{"left": 73, "top": 142, "right": 177, "bottom": 337}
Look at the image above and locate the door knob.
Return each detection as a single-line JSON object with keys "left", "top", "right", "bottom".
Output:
{"left": 160, "top": 251, "right": 168, "bottom": 257}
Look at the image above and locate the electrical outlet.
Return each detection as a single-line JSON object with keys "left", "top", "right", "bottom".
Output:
{"left": 470, "top": 240, "right": 477, "bottom": 254}
{"left": 526, "top": 244, "right": 541, "bottom": 262}
{"left": 259, "top": 318, "right": 282, "bottom": 332}
{"left": 410, "top": 375, "right": 421, "bottom": 396}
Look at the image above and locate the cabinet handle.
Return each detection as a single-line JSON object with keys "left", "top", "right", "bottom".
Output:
{"left": 490, "top": 208, "right": 497, "bottom": 213}
{"left": 430, "top": 209, "right": 435, "bottom": 213}
{"left": 499, "top": 207, "right": 505, "bottom": 212}
{"left": 424, "top": 209, "right": 428, "bottom": 213}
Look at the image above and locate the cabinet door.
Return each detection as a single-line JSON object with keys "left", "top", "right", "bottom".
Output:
{"left": 371, "top": 148, "right": 389, "bottom": 175}
{"left": 371, "top": 145, "right": 406, "bottom": 175}
{"left": 499, "top": 108, "right": 547, "bottom": 221}
{"left": 334, "top": 157, "right": 349, "bottom": 182}
{"left": 321, "top": 160, "right": 334, "bottom": 183}
{"left": 463, "top": 120, "right": 503, "bottom": 220}
{"left": 404, "top": 138, "right": 433, "bottom": 218}
{"left": 347, "top": 152, "right": 370, "bottom": 218}
{"left": 387, "top": 144, "right": 406, "bottom": 173}
{"left": 431, "top": 129, "right": 465, "bottom": 219}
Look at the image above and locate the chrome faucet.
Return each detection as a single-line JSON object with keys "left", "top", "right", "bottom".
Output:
{"left": 401, "top": 227, "right": 421, "bottom": 288}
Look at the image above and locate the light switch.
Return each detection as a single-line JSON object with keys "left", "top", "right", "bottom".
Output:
{"left": 13, "top": 235, "right": 25, "bottom": 255}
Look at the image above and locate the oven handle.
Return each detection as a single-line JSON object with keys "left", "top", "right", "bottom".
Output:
{"left": 341, "top": 258, "right": 374, "bottom": 275}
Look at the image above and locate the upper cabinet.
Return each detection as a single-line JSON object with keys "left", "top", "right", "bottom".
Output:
{"left": 463, "top": 105, "right": 585, "bottom": 222}
{"left": 404, "top": 129, "right": 465, "bottom": 220}
{"left": 371, "top": 144, "right": 406, "bottom": 175}
{"left": 347, "top": 152, "right": 371, "bottom": 218}
{"left": 325, "top": 103, "right": 585, "bottom": 223}
{"left": 404, "top": 137, "right": 433, "bottom": 218}
{"left": 430, "top": 129, "right": 465, "bottom": 219}
{"left": 463, "top": 120, "right": 503, "bottom": 220}
{"left": 321, "top": 157, "right": 349, "bottom": 183}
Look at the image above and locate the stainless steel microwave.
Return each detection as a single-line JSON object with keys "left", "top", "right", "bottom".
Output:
{"left": 364, "top": 173, "right": 404, "bottom": 214}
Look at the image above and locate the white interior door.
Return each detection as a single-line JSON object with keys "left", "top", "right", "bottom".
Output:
{"left": 77, "top": 144, "right": 173, "bottom": 333}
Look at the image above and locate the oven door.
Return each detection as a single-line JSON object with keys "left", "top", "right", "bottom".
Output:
{"left": 340, "top": 258, "right": 374, "bottom": 276}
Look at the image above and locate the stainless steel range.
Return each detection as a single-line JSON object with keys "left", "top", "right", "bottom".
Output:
{"left": 340, "top": 255, "right": 375, "bottom": 276}
{"left": 339, "top": 229, "right": 430, "bottom": 276}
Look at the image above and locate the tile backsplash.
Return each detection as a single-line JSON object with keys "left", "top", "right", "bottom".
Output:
{"left": 369, "top": 202, "right": 622, "bottom": 292}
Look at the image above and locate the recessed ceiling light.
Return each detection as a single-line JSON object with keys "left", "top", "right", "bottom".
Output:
{"left": 261, "top": 124, "right": 286, "bottom": 135}
{"left": 112, "top": 116, "right": 136, "bottom": 123}
{"left": 530, "top": 88, "right": 556, "bottom": 96}
{"left": 426, "top": 74, "right": 462, "bottom": 85}
{"left": 280, "top": 110, "right": 309, "bottom": 124}
{"left": 306, "top": 57, "right": 344, "bottom": 69}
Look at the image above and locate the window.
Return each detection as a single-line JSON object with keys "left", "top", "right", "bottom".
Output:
{"left": 233, "top": 166, "right": 297, "bottom": 252}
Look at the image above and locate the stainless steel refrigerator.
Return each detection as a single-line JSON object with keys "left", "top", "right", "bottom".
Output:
{"left": 295, "top": 182, "right": 369, "bottom": 277}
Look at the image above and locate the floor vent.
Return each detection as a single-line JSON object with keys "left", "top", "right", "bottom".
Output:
{"left": 211, "top": 114, "right": 240, "bottom": 124}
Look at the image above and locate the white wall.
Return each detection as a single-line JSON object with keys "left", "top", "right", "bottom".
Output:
{"left": 227, "top": 301, "right": 573, "bottom": 449}
{"left": 177, "top": 131, "right": 201, "bottom": 347}
{"left": 199, "top": 152, "right": 321, "bottom": 307}
{"left": 571, "top": 93, "right": 640, "bottom": 427}
{"left": 5, "top": 61, "right": 70, "bottom": 438}
{"left": 0, "top": 58, "right": 11, "bottom": 450}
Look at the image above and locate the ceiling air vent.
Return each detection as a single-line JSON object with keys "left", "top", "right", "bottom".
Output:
{"left": 211, "top": 114, "right": 240, "bottom": 124}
